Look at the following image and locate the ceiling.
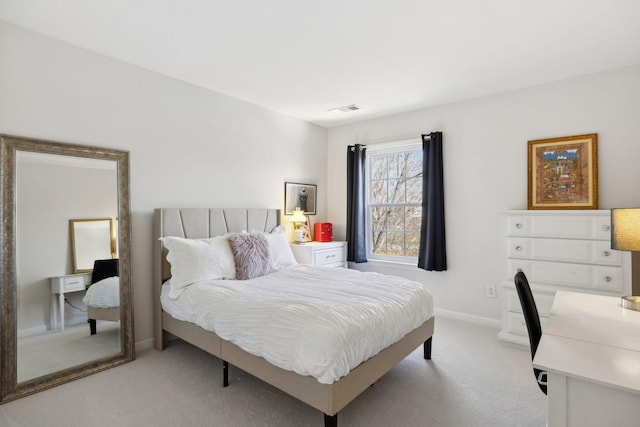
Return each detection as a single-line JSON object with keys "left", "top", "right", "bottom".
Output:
{"left": 2, "top": 1, "right": 640, "bottom": 128}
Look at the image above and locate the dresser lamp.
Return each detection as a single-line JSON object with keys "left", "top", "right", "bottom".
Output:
{"left": 611, "top": 208, "right": 640, "bottom": 311}
{"left": 291, "top": 207, "right": 307, "bottom": 244}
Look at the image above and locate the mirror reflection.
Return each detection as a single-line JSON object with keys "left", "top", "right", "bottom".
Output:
{"left": 15, "top": 151, "right": 121, "bottom": 382}
{"left": 69, "top": 218, "right": 116, "bottom": 273}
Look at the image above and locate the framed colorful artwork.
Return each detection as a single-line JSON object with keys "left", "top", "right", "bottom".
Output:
{"left": 527, "top": 133, "right": 598, "bottom": 210}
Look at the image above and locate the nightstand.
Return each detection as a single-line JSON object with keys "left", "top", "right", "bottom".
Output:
{"left": 289, "top": 241, "right": 347, "bottom": 268}
{"left": 50, "top": 273, "right": 91, "bottom": 330}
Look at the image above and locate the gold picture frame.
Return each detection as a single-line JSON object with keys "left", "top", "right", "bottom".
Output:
{"left": 528, "top": 133, "right": 598, "bottom": 210}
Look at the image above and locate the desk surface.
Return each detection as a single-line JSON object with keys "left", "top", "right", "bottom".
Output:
{"left": 534, "top": 291, "right": 640, "bottom": 395}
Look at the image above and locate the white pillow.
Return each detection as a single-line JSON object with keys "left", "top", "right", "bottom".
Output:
{"left": 267, "top": 227, "right": 297, "bottom": 270}
{"left": 161, "top": 236, "right": 236, "bottom": 298}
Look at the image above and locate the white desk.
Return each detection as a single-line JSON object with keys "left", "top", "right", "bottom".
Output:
{"left": 50, "top": 273, "right": 91, "bottom": 330}
{"left": 533, "top": 291, "right": 640, "bottom": 426}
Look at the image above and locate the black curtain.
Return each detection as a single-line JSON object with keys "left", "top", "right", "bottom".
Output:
{"left": 418, "top": 132, "right": 447, "bottom": 271}
{"left": 346, "top": 144, "right": 367, "bottom": 263}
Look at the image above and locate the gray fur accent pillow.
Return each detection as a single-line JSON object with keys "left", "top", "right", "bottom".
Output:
{"left": 227, "top": 232, "right": 274, "bottom": 280}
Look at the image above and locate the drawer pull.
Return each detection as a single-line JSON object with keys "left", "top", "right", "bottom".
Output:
{"left": 604, "top": 276, "right": 612, "bottom": 282}
{"left": 603, "top": 225, "right": 610, "bottom": 231}
{"left": 326, "top": 254, "right": 336, "bottom": 259}
{"left": 515, "top": 246, "right": 522, "bottom": 251}
{"left": 515, "top": 223, "right": 522, "bottom": 229}
{"left": 603, "top": 250, "right": 610, "bottom": 257}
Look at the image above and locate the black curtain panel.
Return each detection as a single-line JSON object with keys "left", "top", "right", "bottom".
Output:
{"left": 418, "top": 132, "right": 447, "bottom": 271}
{"left": 346, "top": 144, "right": 367, "bottom": 263}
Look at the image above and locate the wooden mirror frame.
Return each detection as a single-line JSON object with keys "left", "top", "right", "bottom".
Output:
{"left": 0, "top": 134, "right": 135, "bottom": 403}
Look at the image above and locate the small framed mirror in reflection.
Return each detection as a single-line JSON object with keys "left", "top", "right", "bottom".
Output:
{"left": 69, "top": 218, "right": 116, "bottom": 273}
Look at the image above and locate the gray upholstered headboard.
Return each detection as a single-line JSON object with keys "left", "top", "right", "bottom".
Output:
{"left": 153, "top": 208, "right": 281, "bottom": 283}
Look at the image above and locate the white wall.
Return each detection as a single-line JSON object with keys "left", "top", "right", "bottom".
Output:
{"left": 327, "top": 65, "right": 640, "bottom": 324}
{"left": 0, "top": 21, "right": 328, "bottom": 344}
{"left": 3, "top": 19, "right": 639, "bottom": 339}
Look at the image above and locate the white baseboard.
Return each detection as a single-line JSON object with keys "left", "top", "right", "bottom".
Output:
{"left": 17, "top": 324, "right": 48, "bottom": 338}
{"left": 135, "top": 337, "right": 155, "bottom": 352}
{"left": 434, "top": 308, "right": 501, "bottom": 329}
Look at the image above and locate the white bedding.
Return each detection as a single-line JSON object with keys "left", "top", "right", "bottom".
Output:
{"left": 83, "top": 276, "right": 120, "bottom": 308}
{"left": 161, "top": 264, "right": 433, "bottom": 384}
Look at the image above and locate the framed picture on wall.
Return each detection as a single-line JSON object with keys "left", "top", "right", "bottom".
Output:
{"left": 527, "top": 133, "right": 598, "bottom": 210}
{"left": 284, "top": 182, "right": 317, "bottom": 215}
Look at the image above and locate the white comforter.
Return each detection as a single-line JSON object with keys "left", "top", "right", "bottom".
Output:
{"left": 161, "top": 264, "right": 433, "bottom": 384}
{"left": 83, "top": 276, "right": 120, "bottom": 308}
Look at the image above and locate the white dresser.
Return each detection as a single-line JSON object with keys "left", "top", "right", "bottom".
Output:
{"left": 498, "top": 210, "right": 634, "bottom": 346}
{"left": 289, "top": 241, "right": 347, "bottom": 268}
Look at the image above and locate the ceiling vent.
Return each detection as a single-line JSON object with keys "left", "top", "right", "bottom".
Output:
{"left": 327, "top": 104, "right": 361, "bottom": 114}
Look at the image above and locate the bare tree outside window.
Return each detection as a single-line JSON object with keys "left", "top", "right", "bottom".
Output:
{"left": 368, "top": 149, "right": 422, "bottom": 258}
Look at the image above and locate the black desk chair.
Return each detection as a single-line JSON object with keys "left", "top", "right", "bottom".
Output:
{"left": 514, "top": 269, "right": 548, "bottom": 395}
{"left": 90, "top": 258, "right": 119, "bottom": 285}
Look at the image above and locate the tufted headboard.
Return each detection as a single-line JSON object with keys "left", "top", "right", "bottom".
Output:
{"left": 152, "top": 208, "right": 280, "bottom": 346}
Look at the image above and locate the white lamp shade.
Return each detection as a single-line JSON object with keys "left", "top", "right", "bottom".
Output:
{"left": 291, "top": 207, "right": 306, "bottom": 224}
{"left": 611, "top": 208, "right": 640, "bottom": 251}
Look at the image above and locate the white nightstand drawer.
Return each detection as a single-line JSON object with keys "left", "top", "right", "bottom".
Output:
{"left": 314, "top": 247, "right": 346, "bottom": 267}
{"left": 289, "top": 241, "right": 347, "bottom": 268}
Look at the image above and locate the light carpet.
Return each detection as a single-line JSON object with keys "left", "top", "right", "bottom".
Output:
{"left": 17, "top": 321, "right": 121, "bottom": 382}
{"left": 0, "top": 317, "right": 546, "bottom": 426}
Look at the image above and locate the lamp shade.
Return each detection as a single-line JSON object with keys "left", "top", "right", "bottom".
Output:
{"left": 611, "top": 208, "right": 640, "bottom": 251}
{"left": 291, "top": 207, "right": 306, "bottom": 224}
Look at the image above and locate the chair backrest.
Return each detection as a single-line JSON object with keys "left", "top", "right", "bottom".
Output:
{"left": 514, "top": 270, "right": 547, "bottom": 395}
{"left": 513, "top": 270, "right": 542, "bottom": 359}
{"left": 91, "top": 258, "right": 119, "bottom": 284}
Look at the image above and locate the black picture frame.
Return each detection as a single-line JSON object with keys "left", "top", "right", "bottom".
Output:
{"left": 284, "top": 182, "right": 317, "bottom": 215}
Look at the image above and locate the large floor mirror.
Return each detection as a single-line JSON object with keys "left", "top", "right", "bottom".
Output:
{"left": 0, "top": 134, "right": 134, "bottom": 403}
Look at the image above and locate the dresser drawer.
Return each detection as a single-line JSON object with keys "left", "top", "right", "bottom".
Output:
{"left": 593, "top": 241, "right": 623, "bottom": 266}
{"left": 506, "top": 312, "right": 548, "bottom": 337}
{"left": 509, "top": 238, "right": 592, "bottom": 263}
{"left": 507, "top": 260, "right": 624, "bottom": 292}
{"left": 594, "top": 267, "right": 624, "bottom": 292}
{"left": 508, "top": 214, "right": 612, "bottom": 240}
{"left": 506, "top": 288, "right": 554, "bottom": 317}
{"left": 314, "top": 246, "right": 346, "bottom": 267}
{"left": 507, "top": 216, "right": 530, "bottom": 236}
{"left": 509, "top": 238, "right": 623, "bottom": 266}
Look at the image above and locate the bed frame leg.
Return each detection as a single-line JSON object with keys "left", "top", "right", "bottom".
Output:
{"left": 324, "top": 413, "right": 337, "bottom": 427}
{"left": 223, "top": 361, "right": 229, "bottom": 387}
{"left": 423, "top": 337, "right": 432, "bottom": 360}
{"left": 89, "top": 319, "right": 97, "bottom": 335}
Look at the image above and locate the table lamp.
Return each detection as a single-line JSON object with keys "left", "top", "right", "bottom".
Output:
{"left": 611, "top": 208, "right": 640, "bottom": 310}
{"left": 291, "top": 207, "right": 307, "bottom": 244}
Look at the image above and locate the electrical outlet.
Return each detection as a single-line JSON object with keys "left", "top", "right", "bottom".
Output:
{"left": 486, "top": 284, "right": 497, "bottom": 298}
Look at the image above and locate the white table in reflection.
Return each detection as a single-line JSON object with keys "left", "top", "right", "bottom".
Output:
{"left": 49, "top": 273, "right": 91, "bottom": 330}
{"left": 533, "top": 290, "right": 640, "bottom": 426}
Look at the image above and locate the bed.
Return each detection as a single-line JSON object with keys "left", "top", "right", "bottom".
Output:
{"left": 83, "top": 258, "right": 120, "bottom": 335}
{"left": 153, "top": 208, "right": 434, "bottom": 427}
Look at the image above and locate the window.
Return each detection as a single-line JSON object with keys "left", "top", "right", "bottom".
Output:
{"left": 366, "top": 139, "right": 422, "bottom": 262}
